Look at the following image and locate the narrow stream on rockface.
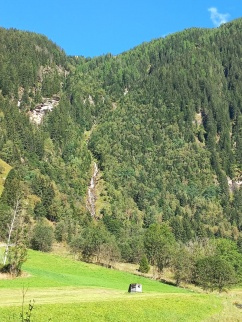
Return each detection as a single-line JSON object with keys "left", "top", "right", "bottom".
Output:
{"left": 86, "top": 162, "right": 98, "bottom": 217}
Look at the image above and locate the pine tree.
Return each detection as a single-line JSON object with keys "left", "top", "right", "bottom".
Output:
{"left": 139, "top": 254, "right": 150, "bottom": 273}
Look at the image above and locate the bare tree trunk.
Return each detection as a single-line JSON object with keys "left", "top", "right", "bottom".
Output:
{"left": 3, "top": 198, "right": 20, "bottom": 265}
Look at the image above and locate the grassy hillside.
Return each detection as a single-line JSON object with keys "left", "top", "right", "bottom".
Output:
{"left": 0, "top": 250, "right": 225, "bottom": 322}
{"left": 0, "top": 250, "right": 188, "bottom": 291}
{"left": 0, "top": 158, "right": 11, "bottom": 196}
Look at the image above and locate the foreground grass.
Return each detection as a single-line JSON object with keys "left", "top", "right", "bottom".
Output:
{"left": 1, "top": 294, "right": 221, "bottom": 322}
{"left": 0, "top": 250, "right": 225, "bottom": 321}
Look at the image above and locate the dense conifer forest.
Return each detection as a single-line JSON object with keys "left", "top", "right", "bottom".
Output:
{"left": 1, "top": 20, "right": 242, "bottom": 287}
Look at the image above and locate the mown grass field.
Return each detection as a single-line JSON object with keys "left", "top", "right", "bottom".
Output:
{"left": 0, "top": 250, "right": 240, "bottom": 321}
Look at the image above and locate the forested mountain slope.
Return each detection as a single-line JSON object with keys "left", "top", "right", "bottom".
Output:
{"left": 0, "top": 28, "right": 92, "bottom": 230}
{"left": 1, "top": 20, "right": 242, "bottom": 265}
{"left": 69, "top": 19, "right": 242, "bottom": 243}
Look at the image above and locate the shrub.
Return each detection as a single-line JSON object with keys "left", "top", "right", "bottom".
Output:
{"left": 194, "top": 255, "right": 236, "bottom": 292}
{"left": 139, "top": 255, "right": 150, "bottom": 273}
{"left": 30, "top": 221, "right": 54, "bottom": 252}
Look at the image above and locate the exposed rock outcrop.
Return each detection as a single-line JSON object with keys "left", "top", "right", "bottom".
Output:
{"left": 29, "top": 97, "right": 60, "bottom": 125}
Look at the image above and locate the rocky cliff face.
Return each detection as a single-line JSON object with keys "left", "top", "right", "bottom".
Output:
{"left": 28, "top": 97, "right": 60, "bottom": 125}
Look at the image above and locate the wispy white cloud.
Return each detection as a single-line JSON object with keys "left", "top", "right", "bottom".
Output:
{"left": 208, "top": 7, "right": 230, "bottom": 27}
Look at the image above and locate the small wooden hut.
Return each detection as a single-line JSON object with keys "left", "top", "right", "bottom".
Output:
{"left": 128, "top": 283, "right": 142, "bottom": 293}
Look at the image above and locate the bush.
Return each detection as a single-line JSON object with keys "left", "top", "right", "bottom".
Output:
{"left": 194, "top": 255, "right": 236, "bottom": 292}
{"left": 30, "top": 221, "right": 54, "bottom": 252}
{"left": 139, "top": 255, "right": 150, "bottom": 273}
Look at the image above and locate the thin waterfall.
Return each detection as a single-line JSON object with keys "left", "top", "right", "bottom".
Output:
{"left": 86, "top": 162, "right": 98, "bottom": 217}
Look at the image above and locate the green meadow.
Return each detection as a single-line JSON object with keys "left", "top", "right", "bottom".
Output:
{"left": 0, "top": 250, "right": 236, "bottom": 321}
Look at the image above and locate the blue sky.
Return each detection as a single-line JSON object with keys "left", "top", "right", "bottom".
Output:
{"left": 0, "top": 0, "right": 241, "bottom": 57}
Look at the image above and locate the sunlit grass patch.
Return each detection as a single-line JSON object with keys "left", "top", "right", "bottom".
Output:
{"left": 0, "top": 158, "right": 11, "bottom": 195}
{"left": 0, "top": 250, "right": 224, "bottom": 321}
{"left": 0, "top": 250, "right": 189, "bottom": 293}
{"left": 0, "top": 293, "right": 222, "bottom": 322}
